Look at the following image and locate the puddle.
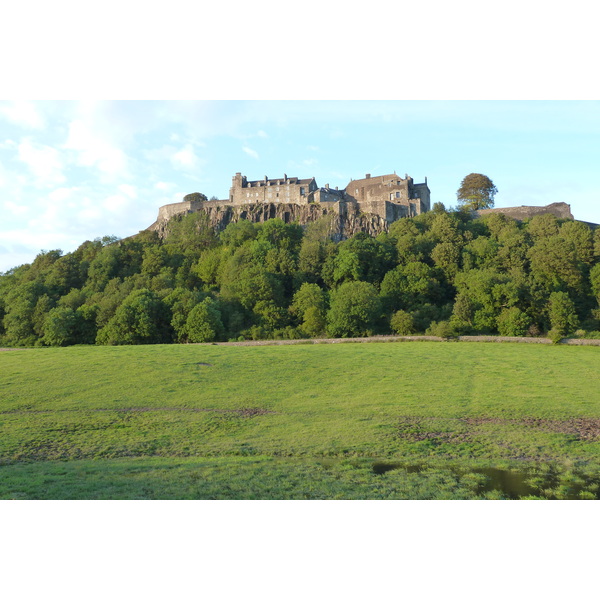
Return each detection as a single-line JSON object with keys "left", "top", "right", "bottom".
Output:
{"left": 475, "top": 468, "right": 537, "bottom": 499}
{"left": 370, "top": 462, "right": 600, "bottom": 499}
{"left": 372, "top": 462, "right": 423, "bottom": 475}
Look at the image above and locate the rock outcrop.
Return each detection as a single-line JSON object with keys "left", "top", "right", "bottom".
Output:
{"left": 147, "top": 199, "right": 392, "bottom": 241}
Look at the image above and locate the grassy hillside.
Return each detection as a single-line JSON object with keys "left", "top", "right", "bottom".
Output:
{"left": 1, "top": 341, "right": 600, "bottom": 499}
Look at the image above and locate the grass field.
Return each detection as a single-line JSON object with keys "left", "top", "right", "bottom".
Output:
{"left": 1, "top": 340, "right": 599, "bottom": 499}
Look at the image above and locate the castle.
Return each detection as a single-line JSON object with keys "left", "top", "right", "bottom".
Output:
{"left": 150, "top": 170, "right": 431, "bottom": 232}
{"left": 228, "top": 171, "right": 430, "bottom": 217}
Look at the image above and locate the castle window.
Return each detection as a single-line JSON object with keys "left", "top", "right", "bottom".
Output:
{"left": 300, "top": 187, "right": 305, "bottom": 195}
{"left": 396, "top": 192, "right": 400, "bottom": 198}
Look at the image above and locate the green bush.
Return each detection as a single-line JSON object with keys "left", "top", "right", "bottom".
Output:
{"left": 497, "top": 307, "right": 530, "bottom": 337}
{"left": 390, "top": 310, "right": 415, "bottom": 335}
{"left": 426, "top": 320, "right": 457, "bottom": 339}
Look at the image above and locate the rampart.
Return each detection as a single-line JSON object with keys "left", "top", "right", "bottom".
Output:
{"left": 148, "top": 199, "right": 396, "bottom": 241}
{"left": 475, "top": 202, "right": 574, "bottom": 221}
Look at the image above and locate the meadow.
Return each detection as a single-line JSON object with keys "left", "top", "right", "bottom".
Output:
{"left": 1, "top": 340, "right": 599, "bottom": 499}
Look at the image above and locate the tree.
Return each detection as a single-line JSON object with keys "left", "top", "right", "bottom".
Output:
{"left": 290, "top": 283, "right": 327, "bottom": 337}
{"left": 43, "top": 306, "right": 79, "bottom": 346}
{"left": 96, "top": 288, "right": 172, "bottom": 345}
{"left": 456, "top": 173, "right": 498, "bottom": 210}
{"left": 548, "top": 291, "right": 579, "bottom": 338}
{"left": 185, "top": 297, "right": 224, "bottom": 343}
{"left": 326, "top": 281, "right": 381, "bottom": 337}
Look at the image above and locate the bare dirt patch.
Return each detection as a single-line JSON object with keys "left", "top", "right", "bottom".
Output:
{"left": 396, "top": 416, "right": 600, "bottom": 442}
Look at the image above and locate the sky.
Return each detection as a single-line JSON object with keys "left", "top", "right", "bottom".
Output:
{"left": 1, "top": 99, "right": 599, "bottom": 273}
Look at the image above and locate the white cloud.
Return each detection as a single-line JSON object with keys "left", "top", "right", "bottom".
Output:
{"left": 0, "top": 101, "right": 45, "bottom": 129}
{"left": 171, "top": 144, "right": 199, "bottom": 170}
{"left": 3, "top": 200, "right": 29, "bottom": 216}
{"left": 118, "top": 183, "right": 137, "bottom": 199}
{"left": 63, "top": 118, "right": 129, "bottom": 178}
{"left": 154, "top": 181, "right": 175, "bottom": 191}
{"left": 103, "top": 185, "right": 137, "bottom": 214}
{"left": 242, "top": 146, "right": 259, "bottom": 160}
{"left": 17, "top": 138, "right": 66, "bottom": 185}
{"left": 257, "top": 130, "right": 268, "bottom": 138}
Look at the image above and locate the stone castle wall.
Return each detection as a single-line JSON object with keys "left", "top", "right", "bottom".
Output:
{"left": 148, "top": 200, "right": 393, "bottom": 241}
{"left": 475, "top": 202, "right": 574, "bottom": 221}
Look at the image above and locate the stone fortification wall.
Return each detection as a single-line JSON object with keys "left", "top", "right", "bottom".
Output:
{"left": 475, "top": 202, "right": 574, "bottom": 221}
{"left": 148, "top": 200, "right": 392, "bottom": 241}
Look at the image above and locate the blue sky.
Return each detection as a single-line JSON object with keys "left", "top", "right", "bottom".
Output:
{"left": 1, "top": 100, "right": 599, "bottom": 272}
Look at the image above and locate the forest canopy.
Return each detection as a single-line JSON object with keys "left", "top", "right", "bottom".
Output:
{"left": 1, "top": 207, "right": 600, "bottom": 347}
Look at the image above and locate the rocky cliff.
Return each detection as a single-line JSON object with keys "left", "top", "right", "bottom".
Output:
{"left": 147, "top": 200, "right": 392, "bottom": 241}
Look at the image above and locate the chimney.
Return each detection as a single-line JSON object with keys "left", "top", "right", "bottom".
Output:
{"left": 365, "top": 174, "right": 371, "bottom": 179}
{"left": 325, "top": 183, "right": 330, "bottom": 189}
{"left": 284, "top": 173, "right": 287, "bottom": 182}
{"left": 335, "top": 186, "right": 338, "bottom": 191}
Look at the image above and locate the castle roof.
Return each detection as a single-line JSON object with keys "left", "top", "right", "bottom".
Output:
{"left": 347, "top": 173, "right": 409, "bottom": 187}
{"left": 246, "top": 176, "right": 314, "bottom": 187}
{"left": 318, "top": 187, "right": 344, "bottom": 196}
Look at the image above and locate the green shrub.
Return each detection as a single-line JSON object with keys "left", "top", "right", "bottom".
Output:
{"left": 548, "top": 328, "right": 564, "bottom": 344}
{"left": 426, "top": 320, "right": 457, "bottom": 339}
{"left": 497, "top": 306, "right": 531, "bottom": 337}
{"left": 390, "top": 310, "right": 415, "bottom": 335}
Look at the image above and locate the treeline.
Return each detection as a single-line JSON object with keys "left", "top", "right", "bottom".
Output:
{"left": 2, "top": 204, "right": 600, "bottom": 347}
